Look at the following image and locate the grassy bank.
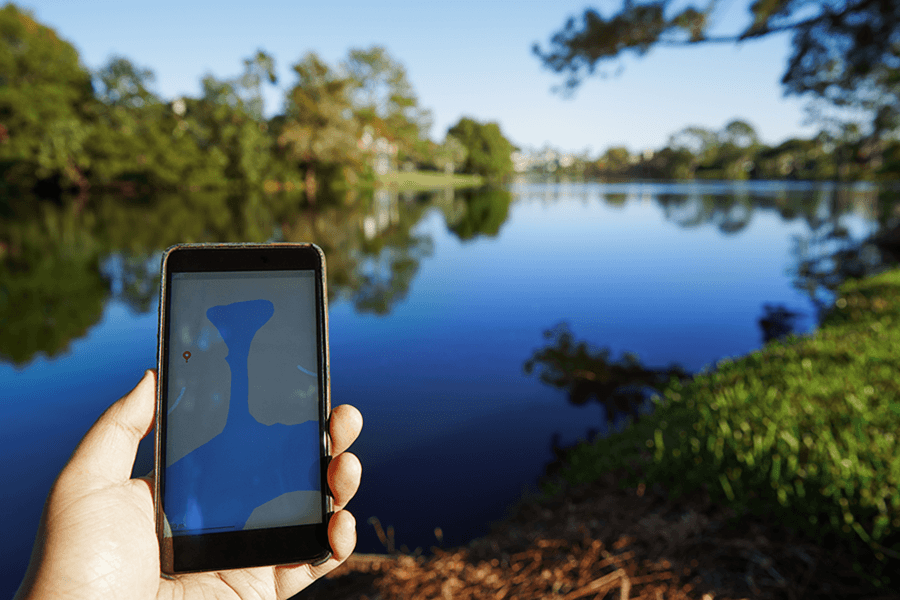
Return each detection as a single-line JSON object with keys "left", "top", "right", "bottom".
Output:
{"left": 554, "top": 268, "right": 900, "bottom": 590}
{"left": 374, "top": 170, "right": 483, "bottom": 190}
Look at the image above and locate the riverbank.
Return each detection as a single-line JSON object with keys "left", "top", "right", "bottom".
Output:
{"left": 374, "top": 170, "right": 483, "bottom": 190}
{"left": 306, "top": 476, "right": 892, "bottom": 599}
{"left": 301, "top": 268, "right": 900, "bottom": 599}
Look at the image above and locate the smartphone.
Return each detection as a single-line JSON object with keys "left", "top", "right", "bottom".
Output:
{"left": 154, "top": 243, "right": 332, "bottom": 574}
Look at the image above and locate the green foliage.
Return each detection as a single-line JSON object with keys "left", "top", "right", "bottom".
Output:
{"left": 0, "top": 8, "right": 458, "bottom": 199}
{"left": 0, "top": 3, "right": 95, "bottom": 191}
{"left": 187, "top": 52, "right": 278, "bottom": 189}
{"left": 277, "top": 52, "right": 363, "bottom": 201}
{"left": 593, "top": 146, "right": 635, "bottom": 177}
{"left": 533, "top": 2, "right": 672, "bottom": 94}
{"left": 720, "top": 119, "right": 758, "bottom": 149}
{"left": 432, "top": 135, "right": 468, "bottom": 174}
{"left": 446, "top": 118, "right": 515, "bottom": 180}
{"left": 575, "top": 117, "right": 896, "bottom": 182}
{"left": 343, "top": 45, "right": 432, "bottom": 165}
{"left": 534, "top": 0, "right": 900, "bottom": 172}
{"left": 753, "top": 136, "right": 835, "bottom": 180}
{"left": 552, "top": 269, "right": 900, "bottom": 589}
{"left": 635, "top": 146, "right": 694, "bottom": 179}
{"left": 86, "top": 56, "right": 225, "bottom": 192}
{"left": 534, "top": 1, "right": 900, "bottom": 124}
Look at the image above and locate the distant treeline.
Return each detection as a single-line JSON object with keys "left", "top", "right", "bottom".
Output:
{"left": 559, "top": 119, "right": 900, "bottom": 182}
{"left": 0, "top": 4, "right": 516, "bottom": 204}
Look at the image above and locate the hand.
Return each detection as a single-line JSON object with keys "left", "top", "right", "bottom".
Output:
{"left": 14, "top": 370, "right": 363, "bottom": 600}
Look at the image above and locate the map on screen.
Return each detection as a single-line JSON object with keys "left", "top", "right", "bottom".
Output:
{"left": 164, "top": 271, "right": 322, "bottom": 535}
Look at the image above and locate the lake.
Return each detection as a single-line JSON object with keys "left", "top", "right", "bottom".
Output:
{"left": 0, "top": 178, "right": 890, "bottom": 597}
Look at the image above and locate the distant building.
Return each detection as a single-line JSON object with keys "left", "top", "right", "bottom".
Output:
{"left": 358, "top": 125, "right": 397, "bottom": 175}
{"left": 511, "top": 146, "right": 586, "bottom": 173}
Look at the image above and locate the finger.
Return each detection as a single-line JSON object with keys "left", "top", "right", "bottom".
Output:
{"left": 272, "top": 510, "right": 357, "bottom": 599}
{"left": 330, "top": 404, "right": 362, "bottom": 456}
{"left": 61, "top": 370, "right": 157, "bottom": 489}
{"left": 136, "top": 468, "right": 155, "bottom": 495}
{"left": 326, "top": 509, "right": 357, "bottom": 564}
{"left": 327, "top": 452, "right": 361, "bottom": 511}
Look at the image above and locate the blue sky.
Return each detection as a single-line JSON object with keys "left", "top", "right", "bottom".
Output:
{"left": 21, "top": 0, "right": 821, "bottom": 154}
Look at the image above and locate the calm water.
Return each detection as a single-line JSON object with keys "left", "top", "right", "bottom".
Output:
{"left": 0, "top": 179, "right": 888, "bottom": 596}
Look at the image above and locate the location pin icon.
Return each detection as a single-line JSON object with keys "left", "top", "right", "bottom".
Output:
{"left": 183, "top": 351, "right": 191, "bottom": 363}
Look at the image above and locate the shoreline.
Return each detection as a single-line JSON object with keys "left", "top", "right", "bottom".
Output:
{"left": 373, "top": 170, "right": 484, "bottom": 190}
{"left": 301, "top": 268, "right": 900, "bottom": 599}
{"left": 306, "top": 470, "right": 893, "bottom": 599}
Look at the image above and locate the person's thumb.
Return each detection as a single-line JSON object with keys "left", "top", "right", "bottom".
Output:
{"left": 58, "top": 370, "right": 157, "bottom": 491}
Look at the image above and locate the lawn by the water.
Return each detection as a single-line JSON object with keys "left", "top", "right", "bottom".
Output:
{"left": 375, "top": 170, "right": 483, "bottom": 189}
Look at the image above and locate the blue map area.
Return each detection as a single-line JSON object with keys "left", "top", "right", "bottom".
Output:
{"left": 165, "top": 299, "right": 321, "bottom": 534}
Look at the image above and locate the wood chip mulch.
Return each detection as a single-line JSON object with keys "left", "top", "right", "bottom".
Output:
{"left": 300, "top": 462, "right": 900, "bottom": 600}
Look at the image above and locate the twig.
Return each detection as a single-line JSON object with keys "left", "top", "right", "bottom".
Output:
{"left": 564, "top": 568, "right": 631, "bottom": 600}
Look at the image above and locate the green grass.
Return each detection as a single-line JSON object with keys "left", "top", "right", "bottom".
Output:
{"left": 374, "top": 170, "right": 483, "bottom": 190}
{"left": 551, "top": 268, "right": 900, "bottom": 590}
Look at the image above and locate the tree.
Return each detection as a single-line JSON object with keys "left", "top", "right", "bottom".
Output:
{"left": 668, "top": 126, "right": 717, "bottom": 157}
{"left": 277, "top": 52, "right": 362, "bottom": 202}
{"left": 446, "top": 117, "right": 516, "bottom": 179}
{"left": 662, "top": 125, "right": 716, "bottom": 177}
{"left": 659, "top": 121, "right": 759, "bottom": 179}
{"left": 640, "top": 145, "right": 695, "bottom": 179}
{"left": 755, "top": 137, "right": 829, "bottom": 179}
{"left": 95, "top": 56, "right": 157, "bottom": 108}
{"left": 87, "top": 56, "right": 224, "bottom": 192}
{"left": 343, "top": 46, "right": 417, "bottom": 123}
{"left": 533, "top": 1, "right": 900, "bottom": 137}
{"left": 342, "top": 46, "right": 433, "bottom": 165}
{"left": 599, "top": 145, "right": 634, "bottom": 174}
{"left": 432, "top": 134, "right": 468, "bottom": 174}
{"left": 720, "top": 119, "right": 759, "bottom": 149}
{"left": 187, "top": 50, "right": 278, "bottom": 189}
{"left": 0, "top": 3, "right": 95, "bottom": 194}
{"left": 715, "top": 120, "right": 760, "bottom": 179}
{"left": 236, "top": 50, "right": 276, "bottom": 121}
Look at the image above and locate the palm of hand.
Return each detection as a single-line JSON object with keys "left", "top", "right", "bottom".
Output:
{"left": 16, "top": 371, "right": 361, "bottom": 600}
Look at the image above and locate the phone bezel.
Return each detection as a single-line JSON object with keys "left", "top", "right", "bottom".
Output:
{"left": 155, "top": 243, "right": 332, "bottom": 574}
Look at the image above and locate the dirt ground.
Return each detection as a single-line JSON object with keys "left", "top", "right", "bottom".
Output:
{"left": 301, "top": 464, "right": 900, "bottom": 599}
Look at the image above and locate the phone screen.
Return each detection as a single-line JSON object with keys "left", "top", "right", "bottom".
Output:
{"left": 163, "top": 269, "right": 323, "bottom": 537}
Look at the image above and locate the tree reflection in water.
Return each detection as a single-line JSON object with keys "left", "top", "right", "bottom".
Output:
{"left": 652, "top": 183, "right": 898, "bottom": 339}
{"left": 3, "top": 182, "right": 898, "bottom": 368}
{"left": 0, "top": 184, "right": 517, "bottom": 365}
{"left": 525, "top": 183, "right": 900, "bottom": 476}
{"left": 525, "top": 323, "right": 688, "bottom": 427}
{"left": 790, "top": 186, "right": 894, "bottom": 322}
{"left": 757, "top": 303, "right": 804, "bottom": 343}
{"left": 524, "top": 323, "right": 689, "bottom": 477}
{"left": 0, "top": 201, "right": 107, "bottom": 365}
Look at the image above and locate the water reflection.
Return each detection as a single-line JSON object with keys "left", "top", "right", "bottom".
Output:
{"left": 790, "top": 188, "right": 890, "bottom": 320}
{"left": 2, "top": 181, "right": 895, "bottom": 369}
{"left": 525, "top": 322, "right": 688, "bottom": 425}
{"left": 0, "top": 202, "right": 107, "bottom": 364}
{"left": 445, "top": 186, "right": 513, "bottom": 240}
{"left": 1, "top": 181, "right": 894, "bottom": 368}
{"left": 0, "top": 185, "right": 522, "bottom": 365}
{"left": 758, "top": 304, "right": 804, "bottom": 343}
{"left": 4, "top": 180, "right": 900, "bottom": 583}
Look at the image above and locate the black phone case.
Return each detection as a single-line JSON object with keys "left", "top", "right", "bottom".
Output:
{"left": 154, "top": 243, "right": 332, "bottom": 574}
